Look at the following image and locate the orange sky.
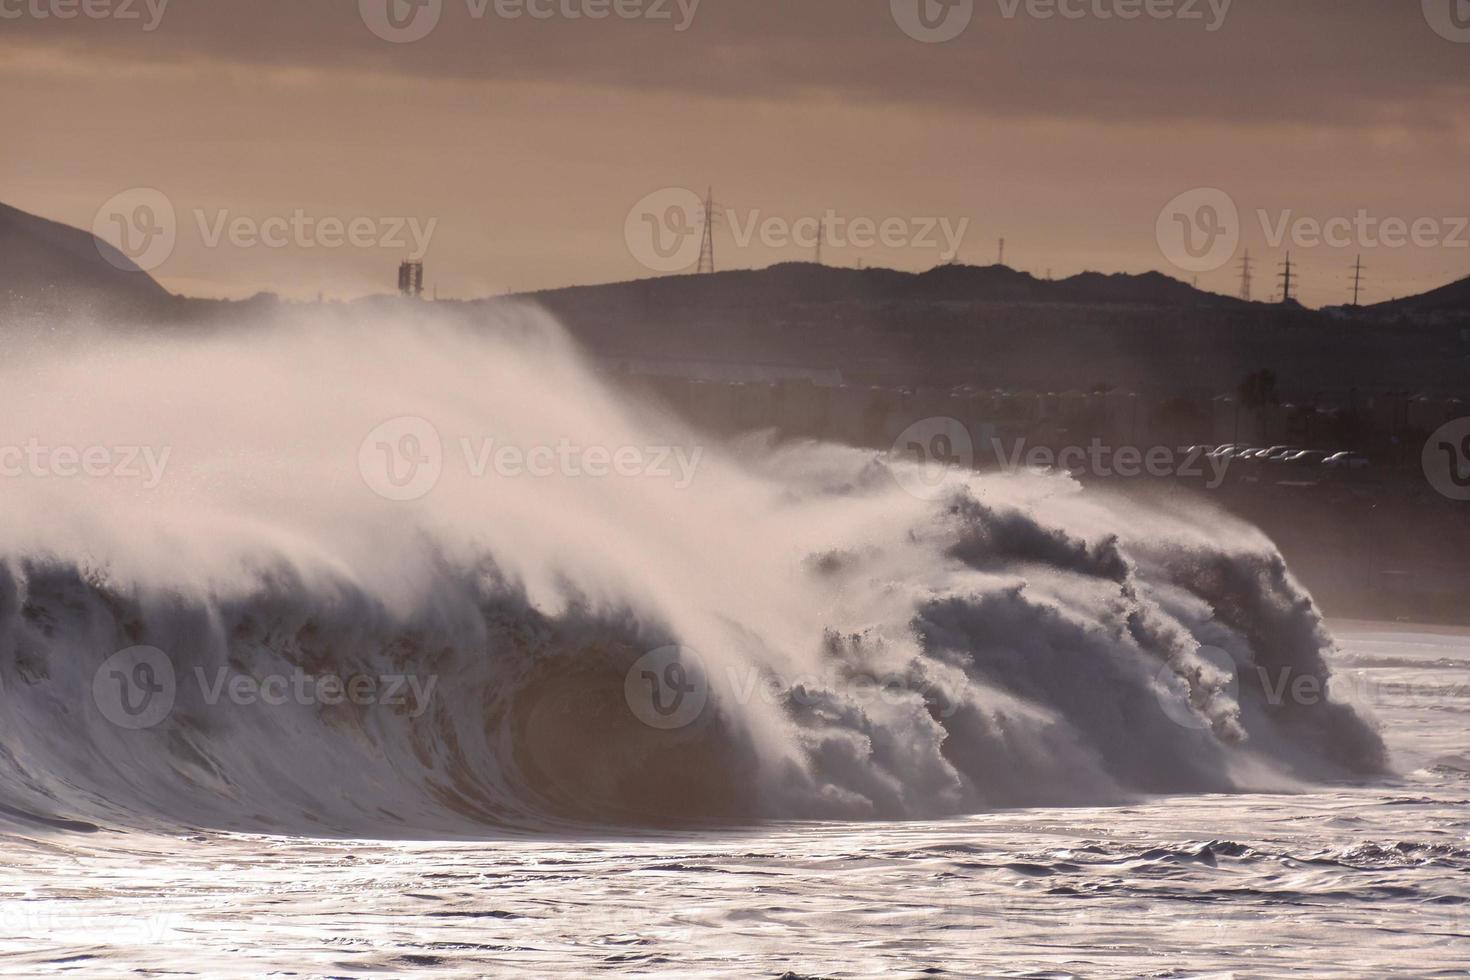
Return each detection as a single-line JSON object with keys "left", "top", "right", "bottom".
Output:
{"left": 3, "top": 0, "right": 1467, "bottom": 307}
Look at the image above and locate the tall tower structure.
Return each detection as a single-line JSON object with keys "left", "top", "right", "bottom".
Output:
{"left": 696, "top": 187, "right": 716, "bottom": 275}
{"left": 1238, "top": 249, "right": 1254, "bottom": 301}
{"left": 398, "top": 260, "right": 424, "bottom": 299}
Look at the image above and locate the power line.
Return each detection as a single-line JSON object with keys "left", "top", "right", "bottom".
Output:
{"left": 696, "top": 186, "right": 716, "bottom": 275}
{"left": 1238, "top": 249, "right": 1254, "bottom": 301}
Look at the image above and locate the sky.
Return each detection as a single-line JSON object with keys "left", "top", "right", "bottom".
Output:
{"left": 3, "top": 0, "right": 1468, "bottom": 306}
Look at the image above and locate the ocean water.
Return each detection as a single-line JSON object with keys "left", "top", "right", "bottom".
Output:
{"left": 0, "top": 625, "right": 1465, "bottom": 978}
{"left": 0, "top": 308, "right": 1464, "bottom": 977}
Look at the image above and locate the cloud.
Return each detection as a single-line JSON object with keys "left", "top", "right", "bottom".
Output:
{"left": 2, "top": 0, "right": 1465, "bottom": 129}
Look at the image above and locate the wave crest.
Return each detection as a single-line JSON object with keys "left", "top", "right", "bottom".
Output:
{"left": 0, "top": 306, "right": 1386, "bottom": 834}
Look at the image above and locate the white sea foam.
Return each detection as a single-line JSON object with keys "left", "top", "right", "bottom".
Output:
{"left": 0, "top": 304, "right": 1385, "bottom": 834}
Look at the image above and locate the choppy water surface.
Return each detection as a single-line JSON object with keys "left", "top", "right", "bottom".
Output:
{"left": 0, "top": 313, "right": 1463, "bottom": 976}
{"left": 0, "top": 625, "right": 1465, "bottom": 979}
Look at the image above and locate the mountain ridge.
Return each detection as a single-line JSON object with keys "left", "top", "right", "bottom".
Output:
{"left": 0, "top": 201, "right": 172, "bottom": 312}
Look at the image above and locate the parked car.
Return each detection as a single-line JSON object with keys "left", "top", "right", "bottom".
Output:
{"left": 1259, "top": 446, "right": 1303, "bottom": 462}
{"left": 1283, "top": 450, "right": 1331, "bottom": 465}
{"left": 1323, "top": 452, "right": 1370, "bottom": 469}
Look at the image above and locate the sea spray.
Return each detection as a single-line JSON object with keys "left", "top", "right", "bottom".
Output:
{"left": 0, "top": 304, "right": 1386, "bottom": 834}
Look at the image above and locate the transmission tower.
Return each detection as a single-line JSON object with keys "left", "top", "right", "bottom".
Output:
{"left": 814, "top": 217, "right": 825, "bottom": 266}
{"left": 696, "top": 186, "right": 716, "bottom": 275}
{"left": 397, "top": 260, "right": 423, "bottom": 299}
{"left": 1237, "top": 249, "right": 1254, "bottom": 301}
{"left": 998, "top": 237, "right": 1006, "bottom": 267}
{"left": 1278, "top": 252, "right": 1295, "bottom": 304}
{"left": 1351, "top": 254, "right": 1366, "bottom": 306}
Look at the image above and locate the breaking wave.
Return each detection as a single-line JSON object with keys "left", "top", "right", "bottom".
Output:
{"left": 0, "top": 305, "right": 1386, "bottom": 836}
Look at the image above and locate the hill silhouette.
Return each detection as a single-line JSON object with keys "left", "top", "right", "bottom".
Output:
{"left": 524, "top": 261, "right": 1251, "bottom": 312}
{"left": 1, "top": 202, "right": 1466, "bottom": 395}
{"left": 1364, "top": 274, "right": 1470, "bottom": 318}
{"left": 0, "top": 202, "right": 171, "bottom": 315}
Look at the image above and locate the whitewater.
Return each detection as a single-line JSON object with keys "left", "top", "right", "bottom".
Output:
{"left": 0, "top": 304, "right": 1464, "bottom": 977}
